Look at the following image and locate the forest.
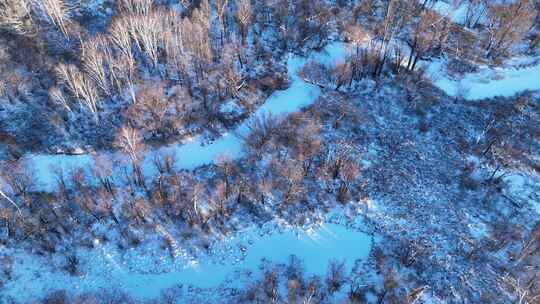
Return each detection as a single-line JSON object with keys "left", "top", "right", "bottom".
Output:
{"left": 1, "top": 0, "right": 540, "bottom": 303}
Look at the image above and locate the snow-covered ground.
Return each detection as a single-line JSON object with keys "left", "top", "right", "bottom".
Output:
{"left": 503, "top": 172, "right": 540, "bottom": 214}
{"left": 9, "top": 33, "right": 540, "bottom": 302}
{"left": 1, "top": 215, "right": 372, "bottom": 302}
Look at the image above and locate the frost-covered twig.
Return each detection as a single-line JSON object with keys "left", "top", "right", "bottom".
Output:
{"left": 0, "top": 189, "right": 23, "bottom": 219}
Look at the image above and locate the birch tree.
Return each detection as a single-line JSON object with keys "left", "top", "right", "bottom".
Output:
{"left": 55, "top": 63, "right": 100, "bottom": 119}
{"left": 114, "top": 126, "right": 146, "bottom": 185}
{"left": 119, "top": 0, "right": 153, "bottom": 15}
{"left": 0, "top": 166, "right": 24, "bottom": 218}
{"left": 0, "top": 188, "right": 22, "bottom": 218}
{"left": 108, "top": 17, "right": 137, "bottom": 101}
{"left": 236, "top": 0, "right": 252, "bottom": 45}
{"left": 131, "top": 11, "right": 162, "bottom": 68}
{"left": 81, "top": 35, "right": 111, "bottom": 96}
{"left": 48, "top": 85, "right": 71, "bottom": 112}
{"left": 216, "top": 0, "right": 229, "bottom": 45}
{"left": 114, "top": 126, "right": 145, "bottom": 165}
{"left": 371, "top": 0, "right": 407, "bottom": 77}
{"left": 40, "top": 0, "right": 71, "bottom": 36}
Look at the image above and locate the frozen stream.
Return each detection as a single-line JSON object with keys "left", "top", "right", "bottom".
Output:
{"left": 430, "top": 1, "right": 540, "bottom": 100}
{"left": 29, "top": 43, "right": 348, "bottom": 192}
{"left": 2, "top": 219, "right": 372, "bottom": 302}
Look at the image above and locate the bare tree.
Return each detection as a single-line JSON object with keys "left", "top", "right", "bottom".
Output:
{"left": 153, "top": 151, "right": 176, "bottom": 176}
{"left": 463, "top": 0, "right": 488, "bottom": 29}
{"left": 242, "top": 113, "right": 281, "bottom": 158}
{"left": 258, "top": 175, "right": 274, "bottom": 205}
{"left": 119, "top": 0, "right": 153, "bottom": 15}
{"left": 0, "top": 188, "right": 22, "bottom": 218}
{"left": 187, "top": 181, "right": 204, "bottom": 224}
{"left": 405, "top": 8, "right": 450, "bottom": 71}
{"left": 484, "top": 0, "right": 537, "bottom": 59}
{"left": 92, "top": 155, "right": 115, "bottom": 194}
{"left": 371, "top": 0, "right": 408, "bottom": 77}
{"left": 55, "top": 63, "right": 100, "bottom": 119}
{"left": 294, "top": 0, "right": 332, "bottom": 48}
{"left": 299, "top": 60, "right": 328, "bottom": 87}
{"left": 113, "top": 126, "right": 146, "bottom": 185}
{"left": 277, "top": 159, "right": 305, "bottom": 204}
{"left": 221, "top": 42, "right": 244, "bottom": 96}
{"left": 81, "top": 35, "right": 111, "bottom": 96}
{"left": 216, "top": 0, "right": 229, "bottom": 45}
{"left": 1, "top": 160, "right": 34, "bottom": 201}
{"left": 345, "top": 24, "right": 367, "bottom": 54}
{"left": 114, "top": 126, "right": 145, "bottom": 165}
{"left": 48, "top": 85, "right": 71, "bottom": 112}
{"left": 131, "top": 11, "right": 163, "bottom": 68}
{"left": 330, "top": 62, "right": 352, "bottom": 90}
{"left": 337, "top": 159, "right": 360, "bottom": 203}
{"left": 236, "top": 0, "right": 252, "bottom": 44}
{"left": 216, "top": 154, "right": 237, "bottom": 200}
{"left": 109, "top": 16, "right": 135, "bottom": 67}
{"left": 162, "top": 9, "right": 187, "bottom": 78}
{"left": 127, "top": 81, "right": 170, "bottom": 137}
{"left": 180, "top": 10, "right": 213, "bottom": 82}
{"left": 40, "top": 0, "right": 71, "bottom": 36}
{"left": 326, "top": 260, "right": 346, "bottom": 295}
{"left": 0, "top": 161, "right": 27, "bottom": 218}
{"left": 108, "top": 16, "right": 137, "bottom": 102}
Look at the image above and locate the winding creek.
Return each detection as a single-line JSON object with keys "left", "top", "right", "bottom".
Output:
{"left": 29, "top": 42, "right": 347, "bottom": 192}
{"left": 3, "top": 215, "right": 372, "bottom": 301}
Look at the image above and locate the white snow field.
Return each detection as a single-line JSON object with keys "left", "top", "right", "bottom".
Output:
{"left": 2, "top": 218, "right": 372, "bottom": 302}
